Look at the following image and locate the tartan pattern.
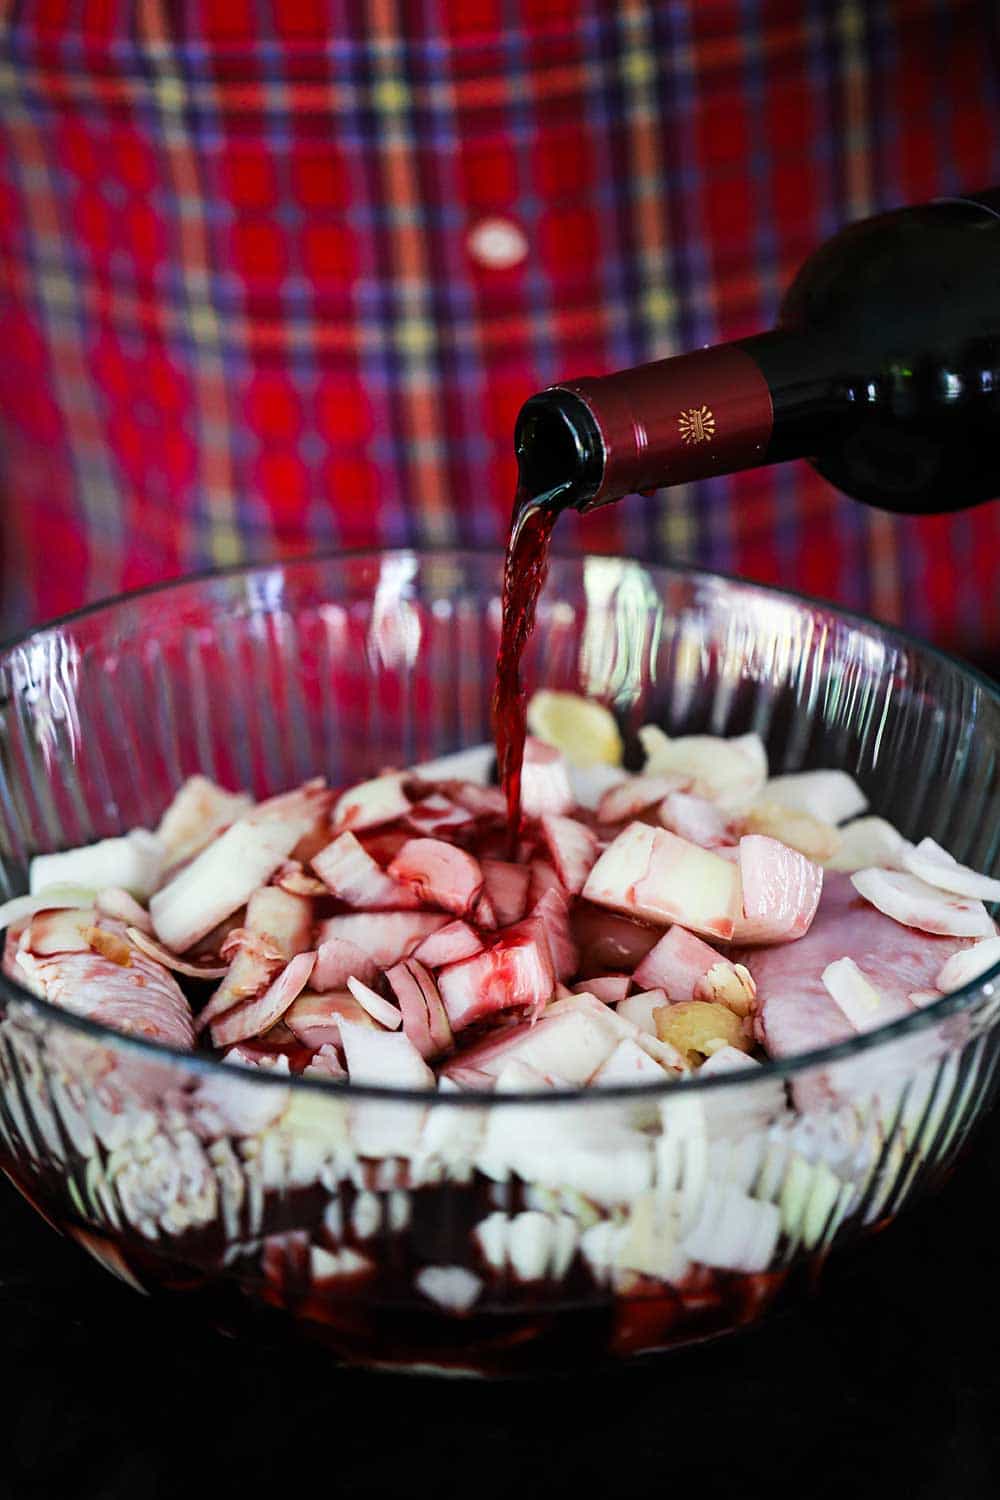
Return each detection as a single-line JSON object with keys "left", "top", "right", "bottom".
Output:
{"left": 1, "top": 0, "right": 999, "bottom": 651}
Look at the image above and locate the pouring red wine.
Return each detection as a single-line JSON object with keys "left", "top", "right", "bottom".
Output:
{"left": 4, "top": 188, "right": 1000, "bottom": 1376}
{"left": 494, "top": 186, "right": 1000, "bottom": 827}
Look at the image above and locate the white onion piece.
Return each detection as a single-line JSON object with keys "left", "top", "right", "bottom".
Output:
{"left": 823, "top": 816, "right": 909, "bottom": 873}
{"left": 935, "top": 936, "right": 1000, "bottom": 994}
{"left": 125, "top": 927, "right": 229, "bottom": 979}
{"left": 851, "top": 867, "right": 996, "bottom": 939}
{"left": 409, "top": 744, "right": 495, "bottom": 785}
{"left": 763, "top": 770, "right": 868, "bottom": 826}
{"left": 96, "top": 887, "right": 154, "bottom": 932}
{"left": 821, "top": 956, "right": 911, "bottom": 1032}
{"left": 30, "top": 829, "right": 164, "bottom": 901}
{"left": 638, "top": 727, "right": 766, "bottom": 813}
{"left": 346, "top": 975, "right": 404, "bottom": 1030}
{"left": 0, "top": 885, "right": 97, "bottom": 933}
{"left": 900, "top": 837, "right": 1000, "bottom": 903}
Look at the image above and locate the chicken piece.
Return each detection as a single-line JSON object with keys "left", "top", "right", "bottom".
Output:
{"left": 18, "top": 922, "right": 195, "bottom": 1050}
{"left": 741, "top": 872, "right": 969, "bottom": 1063}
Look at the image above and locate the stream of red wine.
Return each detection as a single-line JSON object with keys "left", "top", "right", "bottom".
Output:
{"left": 493, "top": 482, "right": 564, "bottom": 831}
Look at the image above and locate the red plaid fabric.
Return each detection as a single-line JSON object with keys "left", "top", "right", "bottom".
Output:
{"left": 1, "top": 0, "right": 999, "bottom": 654}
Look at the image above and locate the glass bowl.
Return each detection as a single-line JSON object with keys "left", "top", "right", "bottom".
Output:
{"left": 1, "top": 550, "right": 999, "bottom": 1377}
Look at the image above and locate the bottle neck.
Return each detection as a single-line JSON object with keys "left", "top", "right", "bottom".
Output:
{"left": 516, "top": 335, "right": 822, "bottom": 511}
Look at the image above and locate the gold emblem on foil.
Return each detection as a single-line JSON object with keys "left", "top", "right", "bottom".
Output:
{"left": 677, "top": 405, "right": 715, "bottom": 444}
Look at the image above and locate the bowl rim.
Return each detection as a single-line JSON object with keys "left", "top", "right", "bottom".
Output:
{"left": 1, "top": 544, "right": 998, "bottom": 1108}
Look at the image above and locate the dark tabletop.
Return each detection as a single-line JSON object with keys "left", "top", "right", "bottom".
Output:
{"left": 2, "top": 1111, "right": 998, "bottom": 1500}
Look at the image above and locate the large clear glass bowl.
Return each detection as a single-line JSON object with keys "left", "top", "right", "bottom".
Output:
{"left": 1, "top": 551, "right": 999, "bottom": 1376}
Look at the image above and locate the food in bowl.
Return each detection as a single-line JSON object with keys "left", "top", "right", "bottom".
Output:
{"left": 2, "top": 555, "right": 999, "bottom": 1374}
{"left": 3, "top": 689, "right": 999, "bottom": 1363}
{"left": 6, "top": 694, "right": 998, "bottom": 1087}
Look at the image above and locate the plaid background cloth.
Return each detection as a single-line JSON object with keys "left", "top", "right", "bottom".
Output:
{"left": 1, "top": 0, "right": 999, "bottom": 654}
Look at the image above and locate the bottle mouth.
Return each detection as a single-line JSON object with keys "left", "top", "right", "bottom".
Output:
{"left": 514, "top": 391, "right": 604, "bottom": 508}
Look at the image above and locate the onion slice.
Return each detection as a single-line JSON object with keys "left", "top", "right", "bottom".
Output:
{"left": 126, "top": 926, "right": 229, "bottom": 979}
{"left": 346, "top": 974, "right": 404, "bottom": 1030}
{"left": 0, "top": 885, "right": 98, "bottom": 933}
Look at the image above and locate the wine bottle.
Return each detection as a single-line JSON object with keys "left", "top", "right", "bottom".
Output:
{"left": 514, "top": 189, "right": 1000, "bottom": 516}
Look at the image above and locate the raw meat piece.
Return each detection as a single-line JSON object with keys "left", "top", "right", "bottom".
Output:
{"left": 19, "top": 927, "right": 196, "bottom": 1049}
{"left": 822, "top": 956, "right": 913, "bottom": 1032}
{"left": 743, "top": 873, "right": 968, "bottom": 1062}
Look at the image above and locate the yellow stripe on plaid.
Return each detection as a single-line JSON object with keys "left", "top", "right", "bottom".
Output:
{"left": 137, "top": 0, "right": 242, "bottom": 571}
{"left": 2, "top": 85, "right": 123, "bottom": 603}
{"left": 366, "top": 0, "right": 454, "bottom": 551}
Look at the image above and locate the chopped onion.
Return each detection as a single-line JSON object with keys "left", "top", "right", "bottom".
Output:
{"left": 346, "top": 974, "right": 404, "bottom": 1030}
{"left": 900, "top": 837, "right": 1000, "bottom": 903}
{"left": 126, "top": 926, "right": 229, "bottom": 979}
{"left": 0, "top": 885, "right": 99, "bottom": 933}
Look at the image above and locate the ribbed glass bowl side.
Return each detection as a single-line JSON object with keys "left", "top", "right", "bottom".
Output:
{"left": 0, "top": 551, "right": 999, "bottom": 1374}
